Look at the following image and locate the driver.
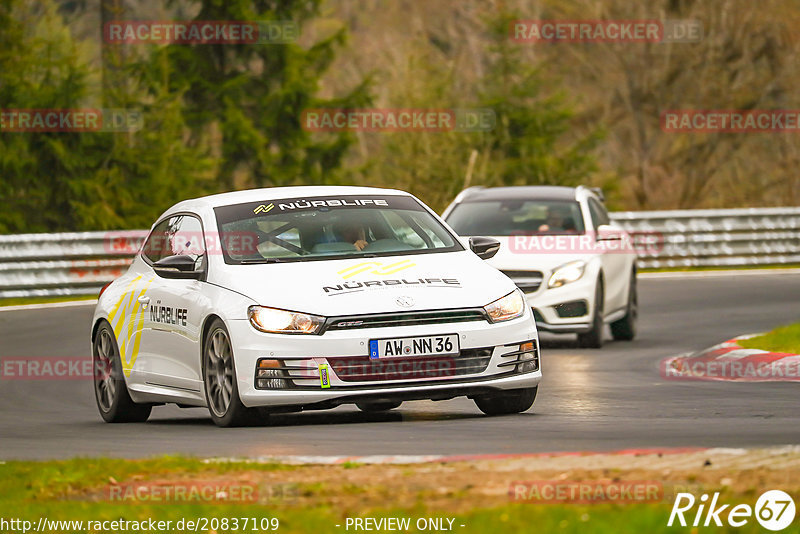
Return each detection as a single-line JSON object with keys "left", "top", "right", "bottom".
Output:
{"left": 538, "top": 206, "right": 571, "bottom": 233}
{"left": 332, "top": 219, "right": 368, "bottom": 251}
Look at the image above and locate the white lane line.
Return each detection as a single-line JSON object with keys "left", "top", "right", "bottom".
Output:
{"left": 640, "top": 268, "right": 800, "bottom": 279}
{"left": 0, "top": 299, "right": 97, "bottom": 312}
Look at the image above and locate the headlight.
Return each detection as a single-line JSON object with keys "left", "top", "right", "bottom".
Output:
{"left": 248, "top": 306, "right": 325, "bottom": 334}
{"left": 484, "top": 289, "right": 526, "bottom": 323}
{"left": 548, "top": 261, "right": 586, "bottom": 288}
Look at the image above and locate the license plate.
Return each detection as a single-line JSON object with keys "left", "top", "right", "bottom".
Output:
{"left": 369, "top": 334, "right": 460, "bottom": 359}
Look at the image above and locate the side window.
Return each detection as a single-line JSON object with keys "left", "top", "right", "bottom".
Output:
{"left": 142, "top": 215, "right": 206, "bottom": 267}
{"left": 587, "top": 198, "right": 610, "bottom": 228}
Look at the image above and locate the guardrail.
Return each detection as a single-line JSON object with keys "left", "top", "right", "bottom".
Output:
{"left": 610, "top": 207, "right": 800, "bottom": 269}
{"left": 0, "top": 207, "right": 798, "bottom": 298}
{"left": 0, "top": 231, "right": 147, "bottom": 299}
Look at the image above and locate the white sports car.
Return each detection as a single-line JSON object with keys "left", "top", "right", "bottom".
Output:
{"left": 92, "top": 186, "right": 541, "bottom": 426}
{"left": 443, "top": 186, "right": 637, "bottom": 348}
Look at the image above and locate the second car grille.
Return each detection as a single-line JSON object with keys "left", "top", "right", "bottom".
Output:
{"left": 500, "top": 270, "right": 544, "bottom": 293}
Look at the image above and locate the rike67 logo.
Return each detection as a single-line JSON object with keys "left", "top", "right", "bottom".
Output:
{"left": 669, "top": 490, "right": 796, "bottom": 531}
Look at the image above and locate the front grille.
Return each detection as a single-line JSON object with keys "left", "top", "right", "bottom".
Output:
{"left": 323, "top": 309, "right": 487, "bottom": 332}
{"left": 255, "top": 341, "right": 538, "bottom": 391}
{"left": 327, "top": 348, "right": 493, "bottom": 382}
{"left": 500, "top": 270, "right": 544, "bottom": 293}
{"left": 498, "top": 339, "right": 540, "bottom": 373}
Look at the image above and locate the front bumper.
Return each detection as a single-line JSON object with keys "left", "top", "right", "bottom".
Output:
{"left": 227, "top": 310, "right": 541, "bottom": 408}
{"left": 520, "top": 275, "right": 597, "bottom": 334}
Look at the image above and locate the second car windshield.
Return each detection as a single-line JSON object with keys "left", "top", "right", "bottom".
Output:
{"left": 213, "top": 194, "right": 461, "bottom": 263}
{"left": 446, "top": 199, "right": 585, "bottom": 236}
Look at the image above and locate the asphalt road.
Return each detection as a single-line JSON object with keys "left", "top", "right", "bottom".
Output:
{"left": 1, "top": 271, "right": 799, "bottom": 460}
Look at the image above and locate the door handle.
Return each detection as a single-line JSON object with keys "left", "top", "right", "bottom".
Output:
{"left": 137, "top": 296, "right": 151, "bottom": 309}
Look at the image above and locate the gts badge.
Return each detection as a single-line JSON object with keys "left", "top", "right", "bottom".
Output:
{"left": 150, "top": 301, "right": 188, "bottom": 327}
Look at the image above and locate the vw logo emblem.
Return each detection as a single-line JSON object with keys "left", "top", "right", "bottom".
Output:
{"left": 395, "top": 296, "right": 414, "bottom": 308}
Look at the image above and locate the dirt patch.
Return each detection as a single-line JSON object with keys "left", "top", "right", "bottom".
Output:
{"left": 76, "top": 447, "right": 800, "bottom": 512}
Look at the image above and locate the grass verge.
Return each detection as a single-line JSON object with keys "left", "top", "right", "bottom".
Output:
{"left": 0, "top": 453, "right": 797, "bottom": 533}
{"left": 641, "top": 263, "right": 800, "bottom": 273}
{"left": 737, "top": 322, "right": 800, "bottom": 354}
{"left": 0, "top": 294, "right": 97, "bottom": 307}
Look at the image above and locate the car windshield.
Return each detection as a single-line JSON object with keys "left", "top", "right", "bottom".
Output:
{"left": 446, "top": 199, "right": 585, "bottom": 236}
{"left": 214, "top": 194, "right": 462, "bottom": 263}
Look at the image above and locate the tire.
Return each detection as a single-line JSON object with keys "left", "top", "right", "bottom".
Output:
{"left": 577, "top": 277, "right": 604, "bottom": 349}
{"left": 611, "top": 271, "right": 637, "bottom": 341}
{"left": 93, "top": 321, "right": 152, "bottom": 423}
{"left": 356, "top": 401, "right": 402, "bottom": 412}
{"left": 474, "top": 387, "right": 538, "bottom": 416}
{"left": 203, "top": 318, "right": 261, "bottom": 427}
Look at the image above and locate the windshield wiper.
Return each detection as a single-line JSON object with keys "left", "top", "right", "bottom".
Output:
{"left": 239, "top": 258, "right": 288, "bottom": 264}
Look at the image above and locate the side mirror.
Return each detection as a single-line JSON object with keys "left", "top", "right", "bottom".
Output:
{"left": 595, "top": 224, "right": 623, "bottom": 242}
{"left": 153, "top": 255, "right": 203, "bottom": 280}
{"left": 469, "top": 236, "right": 500, "bottom": 260}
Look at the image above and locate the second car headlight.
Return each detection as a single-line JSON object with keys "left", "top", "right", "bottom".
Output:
{"left": 248, "top": 306, "right": 325, "bottom": 334}
{"left": 548, "top": 260, "right": 586, "bottom": 288}
{"left": 484, "top": 289, "right": 526, "bottom": 323}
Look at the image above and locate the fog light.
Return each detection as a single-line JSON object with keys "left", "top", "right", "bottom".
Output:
{"left": 256, "top": 359, "right": 290, "bottom": 389}
{"left": 516, "top": 341, "right": 539, "bottom": 373}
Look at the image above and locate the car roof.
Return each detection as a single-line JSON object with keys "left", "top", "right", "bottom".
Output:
{"left": 167, "top": 185, "right": 410, "bottom": 213}
{"left": 458, "top": 186, "right": 578, "bottom": 202}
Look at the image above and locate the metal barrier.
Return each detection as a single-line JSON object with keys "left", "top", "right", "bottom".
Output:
{"left": 610, "top": 207, "right": 800, "bottom": 269}
{"left": 0, "top": 207, "right": 798, "bottom": 298}
{"left": 0, "top": 231, "right": 146, "bottom": 299}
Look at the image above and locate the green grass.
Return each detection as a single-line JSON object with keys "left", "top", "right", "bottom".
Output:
{"left": 737, "top": 322, "right": 800, "bottom": 354}
{"left": 0, "top": 457, "right": 775, "bottom": 533}
{"left": 0, "top": 294, "right": 97, "bottom": 307}
{"left": 641, "top": 263, "right": 800, "bottom": 273}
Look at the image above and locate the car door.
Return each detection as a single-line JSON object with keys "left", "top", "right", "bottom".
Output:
{"left": 587, "top": 198, "right": 628, "bottom": 314}
{"left": 138, "top": 214, "right": 207, "bottom": 393}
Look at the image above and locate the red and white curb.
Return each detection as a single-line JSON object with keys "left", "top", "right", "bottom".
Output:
{"left": 661, "top": 335, "right": 800, "bottom": 382}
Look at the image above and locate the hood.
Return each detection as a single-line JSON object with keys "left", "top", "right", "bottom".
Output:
{"left": 212, "top": 250, "right": 516, "bottom": 317}
{"left": 484, "top": 235, "right": 598, "bottom": 274}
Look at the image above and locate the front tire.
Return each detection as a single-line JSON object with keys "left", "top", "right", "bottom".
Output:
{"left": 577, "top": 277, "right": 604, "bottom": 349}
{"left": 93, "top": 322, "right": 152, "bottom": 423}
{"left": 203, "top": 319, "right": 260, "bottom": 427}
{"left": 473, "top": 387, "right": 537, "bottom": 415}
{"left": 611, "top": 271, "right": 637, "bottom": 341}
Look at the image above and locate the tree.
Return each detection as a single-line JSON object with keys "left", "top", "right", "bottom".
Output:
{"left": 0, "top": 0, "right": 96, "bottom": 232}
{"left": 158, "top": 0, "right": 370, "bottom": 190}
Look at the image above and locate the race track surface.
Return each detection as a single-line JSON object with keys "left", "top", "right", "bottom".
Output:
{"left": 1, "top": 271, "right": 798, "bottom": 460}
